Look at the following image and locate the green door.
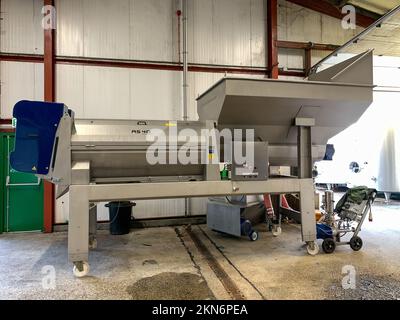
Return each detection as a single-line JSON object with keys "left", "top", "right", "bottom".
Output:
{"left": 1, "top": 133, "right": 44, "bottom": 232}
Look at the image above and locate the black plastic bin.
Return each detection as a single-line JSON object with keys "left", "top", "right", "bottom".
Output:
{"left": 106, "top": 201, "right": 136, "bottom": 235}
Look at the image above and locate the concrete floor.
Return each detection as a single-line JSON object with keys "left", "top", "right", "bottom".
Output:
{"left": 1, "top": 199, "right": 400, "bottom": 300}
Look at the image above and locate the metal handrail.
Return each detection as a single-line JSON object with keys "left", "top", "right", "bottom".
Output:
{"left": 309, "top": 4, "right": 400, "bottom": 75}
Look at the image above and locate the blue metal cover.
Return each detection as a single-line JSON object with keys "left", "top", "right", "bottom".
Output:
{"left": 10, "top": 100, "right": 65, "bottom": 175}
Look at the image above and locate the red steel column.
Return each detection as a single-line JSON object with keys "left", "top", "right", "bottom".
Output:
{"left": 267, "top": 0, "right": 280, "bottom": 215}
{"left": 267, "top": 0, "right": 279, "bottom": 79}
{"left": 43, "top": 0, "right": 55, "bottom": 233}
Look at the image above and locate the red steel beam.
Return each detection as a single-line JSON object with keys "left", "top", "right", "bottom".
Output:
{"left": 43, "top": 0, "right": 55, "bottom": 233}
{"left": 279, "top": 70, "right": 306, "bottom": 77}
{"left": 0, "top": 53, "right": 307, "bottom": 77}
{"left": 57, "top": 57, "right": 270, "bottom": 75}
{"left": 0, "top": 54, "right": 310, "bottom": 79}
{"left": 60, "top": 58, "right": 308, "bottom": 78}
{"left": 1, "top": 53, "right": 268, "bottom": 75}
{"left": 267, "top": 0, "right": 279, "bottom": 79}
{"left": 285, "top": 0, "right": 376, "bottom": 28}
{"left": 0, "top": 121, "right": 14, "bottom": 139}
{"left": 0, "top": 53, "right": 44, "bottom": 63}
{"left": 0, "top": 119, "right": 12, "bottom": 125}
{"left": 189, "top": 65, "right": 267, "bottom": 75}
{"left": 1, "top": 53, "right": 306, "bottom": 78}
{"left": 277, "top": 40, "right": 340, "bottom": 51}
{"left": 57, "top": 57, "right": 182, "bottom": 71}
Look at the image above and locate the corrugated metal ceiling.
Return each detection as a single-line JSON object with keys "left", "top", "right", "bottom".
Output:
{"left": 348, "top": 0, "right": 400, "bottom": 15}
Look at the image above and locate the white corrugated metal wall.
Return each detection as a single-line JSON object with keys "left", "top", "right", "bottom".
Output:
{"left": 55, "top": 0, "right": 268, "bottom": 121}
{"left": 0, "top": 0, "right": 362, "bottom": 222}
{"left": 1, "top": 0, "right": 44, "bottom": 117}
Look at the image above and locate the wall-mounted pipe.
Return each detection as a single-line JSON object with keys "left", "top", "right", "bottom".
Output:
{"left": 182, "top": 0, "right": 190, "bottom": 216}
{"left": 182, "top": 0, "right": 189, "bottom": 121}
{"left": 177, "top": 9, "right": 182, "bottom": 64}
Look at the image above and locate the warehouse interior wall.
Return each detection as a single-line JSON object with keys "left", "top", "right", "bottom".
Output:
{"left": 0, "top": 0, "right": 366, "bottom": 222}
{"left": 0, "top": 0, "right": 363, "bottom": 120}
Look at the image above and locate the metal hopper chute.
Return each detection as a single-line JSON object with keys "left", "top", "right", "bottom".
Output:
{"left": 197, "top": 50, "right": 374, "bottom": 166}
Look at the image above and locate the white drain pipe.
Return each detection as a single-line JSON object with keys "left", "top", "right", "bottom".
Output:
{"left": 182, "top": 0, "right": 189, "bottom": 121}
{"left": 181, "top": 0, "right": 190, "bottom": 216}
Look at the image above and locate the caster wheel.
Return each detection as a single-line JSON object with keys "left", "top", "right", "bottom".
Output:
{"left": 249, "top": 231, "right": 259, "bottom": 241}
{"left": 272, "top": 226, "right": 282, "bottom": 237}
{"left": 350, "top": 236, "right": 363, "bottom": 251}
{"left": 322, "top": 238, "right": 336, "bottom": 254}
{"left": 306, "top": 241, "right": 319, "bottom": 256}
{"left": 73, "top": 261, "right": 90, "bottom": 278}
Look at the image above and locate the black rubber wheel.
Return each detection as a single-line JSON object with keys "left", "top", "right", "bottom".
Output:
{"left": 322, "top": 238, "right": 336, "bottom": 254}
{"left": 249, "top": 231, "right": 259, "bottom": 241}
{"left": 349, "top": 236, "right": 363, "bottom": 251}
{"left": 241, "top": 220, "right": 253, "bottom": 236}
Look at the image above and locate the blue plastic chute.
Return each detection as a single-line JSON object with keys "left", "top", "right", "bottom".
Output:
{"left": 10, "top": 100, "right": 65, "bottom": 175}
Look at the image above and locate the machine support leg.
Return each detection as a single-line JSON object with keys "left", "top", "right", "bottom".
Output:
{"left": 300, "top": 179, "right": 317, "bottom": 243}
{"left": 296, "top": 118, "right": 318, "bottom": 255}
{"left": 89, "top": 203, "right": 97, "bottom": 249}
{"left": 297, "top": 125, "right": 313, "bottom": 179}
{"left": 68, "top": 186, "right": 89, "bottom": 266}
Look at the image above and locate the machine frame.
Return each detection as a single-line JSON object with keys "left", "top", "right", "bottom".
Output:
{"left": 10, "top": 50, "right": 374, "bottom": 277}
{"left": 67, "top": 116, "right": 318, "bottom": 277}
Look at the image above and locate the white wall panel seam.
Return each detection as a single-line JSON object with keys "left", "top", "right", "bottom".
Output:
{"left": 33, "top": 57, "right": 36, "bottom": 101}
{"left": 211, "top": 0, "right": 215, "bottom": 65}
{"left": 129, "top": 0, "right": 132, "bottom": 119}
{"left": 250, "top": 0, "right": 253, "bottom": 67}
{"left": 82, "top": 0, "right": 85, "bottom": 57}
{"left": 129, "top": 0, "right": 134, "bottom": 60}
{"left": 31, "top": 0, "right": 35, "bottom": 53}
{"left": 129, "top": 0, "right": 132, "bottom": 64}
{"left": 80, "top": 65, "right": 85, "bottom": 116}
{"left": 129, "top": 64, "right": 132, "bottom": 119}
{"left": 171, "top": 0, "right": 175, "bottom": 64}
